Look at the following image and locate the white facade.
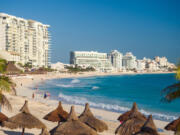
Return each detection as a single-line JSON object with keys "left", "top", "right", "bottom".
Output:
{"left": 155, "top": 56, "right": 168, "bottom": 67}
{"left": 109, "top": 50, "right": 123, "bottom": 71}
{"left": 51, "top": 62, "right": 65, "bottom": 71}
{"left": 0, "top": 13, "right": 50, "bottom": 67}
{"left": 147, "top": 61, "right": 159, "bottom": 72}
{"left": 136, "top": 60, "right": 146, "bottom": 71}
{"left": 70, "top": 51, "right": 112, "bottom": 72}
{"left": 0, "top": 50, "right": 20, "bottom": 62}
{"left": 122, "top": 52, "right": 137, "bottom": 70}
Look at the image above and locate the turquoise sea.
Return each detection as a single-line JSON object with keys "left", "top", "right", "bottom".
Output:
{"left": 38, "top": 73, "right": 179, "bottom": 121}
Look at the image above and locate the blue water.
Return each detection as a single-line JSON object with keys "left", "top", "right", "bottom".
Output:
{"left": 38, "top": 73, "right": 180, "bottom": 121}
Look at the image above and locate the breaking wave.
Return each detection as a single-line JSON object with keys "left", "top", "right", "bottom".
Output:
{"left": 92, "top": 86, "right": 99, "bottom": 90}
{"left": 56, "top": 84, "right": 74, "bottom": 88}
{"left": 58, "top": 93, "right": 177, "bottom": 121}
{"left": 71, "top": 79, "right": 80, "bottom": 84}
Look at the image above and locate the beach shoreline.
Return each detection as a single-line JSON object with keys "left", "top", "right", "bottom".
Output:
{"left": 0, "top": 71, "right": 175, "bottom": 135}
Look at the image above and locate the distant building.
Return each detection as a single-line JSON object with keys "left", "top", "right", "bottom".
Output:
{"left": 70, "top": 51, "right": 112, "bottom": 72}
{"left": 0, "top": 13, "right": 51, "bottom": 67}
{"left": 51, "top": 62, "right": 65, "bottom": 71}
{"left": 136, "top": 60, "right": 146, "bottom": 71}
{"left": 109, "top": 50, "right": 123, "bottom": 71}
{"left": 122, "top": 52, "right": 137, "bottom": 70}
{"left": 146, "top": 60, "right": 159, "bottom": 72}
{"left": 155, "top": 56, "right": 168, "bottom": 67}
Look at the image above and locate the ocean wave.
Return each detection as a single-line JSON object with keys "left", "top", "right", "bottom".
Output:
{"left": 92, "top": 86, "right": 99, "bottom": 90}
{"left": 56, "top": 84, "right": 74, "bottom": 88}
{"left": 71, "top": 79, "right": 80, "bottom": 84}
{"left": 58, "top": 93, "right": 177, "bottom": 121}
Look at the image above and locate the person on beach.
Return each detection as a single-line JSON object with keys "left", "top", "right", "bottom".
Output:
{"left": 32, "top": 93, "right": 35, "bottom": 99}
{"left": 44, "top": 92, "right": 47, "bottom": 99}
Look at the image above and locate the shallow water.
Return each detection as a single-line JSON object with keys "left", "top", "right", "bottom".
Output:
{"left": 38, "top": 73, "right": 179, "bottom": 121}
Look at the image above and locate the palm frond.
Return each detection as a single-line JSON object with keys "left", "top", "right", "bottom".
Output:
{"left": 0, "top": 79, "right": 11, "bottom": 93}
{"left": 0, "top": 93, "right": 12, "bottom": 111}
{"left": 161, "top": 82, "right": 180, "bottom": 102}
{"left": 0, "top": 76, "right": 16, "bottom": 94}
{"left": 11, "top": 86, "right": 17, "bottom": 96}
{"left": 176, "top": 66, "right": 180, "bottom": 80}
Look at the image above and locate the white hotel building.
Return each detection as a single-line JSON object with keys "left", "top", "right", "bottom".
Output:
{"left": 70, "top": 51, "right": 113, "bottom": 72}
{"left": 0, "top": 13, "right": 51, "bottom": 68}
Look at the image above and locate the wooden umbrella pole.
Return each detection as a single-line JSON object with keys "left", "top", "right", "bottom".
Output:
{"left": 22, "top": 128, "right": 25, "bottom": 135}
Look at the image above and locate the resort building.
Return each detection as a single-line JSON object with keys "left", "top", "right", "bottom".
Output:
{"left": 0, "top": 13, "right": 51, "bottom": 68}
{"left": 136, "top": 60, "right": 146, "bottom": 71}
{"left": 122, "top": 52, "right": 137, "bottom": 70}
{"left": 109, "top": 50, "right": 123, "bottom": 71}
{"left": 70, "top": 51, "right": 113, "bottom": 72}
{"left": 155, "top": 56, "right": 168, "bottom": 67}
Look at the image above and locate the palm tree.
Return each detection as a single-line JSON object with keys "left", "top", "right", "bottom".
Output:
{"left": 0, "top": 58, "right": 16, "bottom": 111}
{"left": 162, "top": 64, "right": 180, "bottom": 102}
{"left": 162, "top": 64, "right": 180, "bottom": 134}
{"left": 0, "top": 76, "right": 13, "bottom": 111}
{"left": 0, "top": 58, "right": 7, "bottom": 73}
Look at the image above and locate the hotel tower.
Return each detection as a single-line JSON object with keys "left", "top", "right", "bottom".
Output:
{"left": 0, "top": 13, "right": 51, "bottom": 67}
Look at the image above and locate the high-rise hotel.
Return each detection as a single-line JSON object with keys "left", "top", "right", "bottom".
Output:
{"left": 0, "top": 13, "right": 50, "bottom": 67}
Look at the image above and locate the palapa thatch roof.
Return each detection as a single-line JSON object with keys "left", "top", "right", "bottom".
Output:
{"left": 0, "top": 112, "right": 8, "bottom": 123}
{"left": 165, "top": 117, "right": 180, "bottom": 131}
{"left": 50, "top": 106, "right": 98, "bottom": 135}
{"left": 134, "top": 115, "right": 159, "bottom": 135}
{"left": 6, "top": 62, "right": 21, "bottom": 74}
{"left": 79, "top": 103, "right": 108, "bottom": 132}
{"left": 115, "top": 103, "right": 147, "bottom": 135}
{"left": 117, "top": 102, "right": 146, "bottom": 122}
{"left": 43, "top": 101, "right": 68, "bottom": 123}
{"left": 2, "top": 100, "right": 46, "bottom": 129}
{"left": 39, "top": 128, "right": 50, "bottom": 135}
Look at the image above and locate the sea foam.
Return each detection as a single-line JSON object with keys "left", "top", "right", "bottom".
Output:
{"left": 58, "top": 92, "right": 177, "bottom": 121}
{"left": 71, "top": 79, "right": 80, "bottom": 84}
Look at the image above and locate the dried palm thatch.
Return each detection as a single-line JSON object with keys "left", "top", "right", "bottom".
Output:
{"left": 115, "top": 103, "right": 147, "bottom": 135}
{"left": 50, "top": 106, "right": 98, "bottom": 135}
{"left": 79, "top": 103, "right": 108, "bottom": 132}
{"left": 165, "top": 117, "right": 180, "bottom": 134}
{"left": 117, "top": 102, "right": 146, "bottom": 122}
{"left": 2, "top": 100, "right": 46, "bottom": 135}
{"left": 134, "top": 115, "right": 159, "bottom": 135}
{"left": 0, "top": 112, "right": 8, "bottom": 124}
{"left": 43, "top": 101, "right": 68, "bottom": 123}
{"left": 6, "top": 62, "right": 21, "bottom": 74}
{"left": 39, "top": 128, "right": 50, "bottom": 135}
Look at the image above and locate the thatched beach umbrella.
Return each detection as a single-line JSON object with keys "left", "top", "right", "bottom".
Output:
{"left": 43, "top": 101, "right": 68, "bottom": 124}
{"left": 117, "top": 102, "right": 146, "bottom": 123}
{"left": 6, "top": 61, "right": 21, "bottom": 74}
{"left": 79, "top": 103, "right": 108, "bottom": 132}
{"left": 2, "top": 100, "right": 48, "bottom": 135}
{"left": 165, "top": 117, "right": 180, "bottom": 135}
{"left": 0, "top": 112, "right": 8, "bottom": 124}
{"left": 134, "top": 115, "right": 159, "bottom": 135}
{"left": 50, "top": 106, "right": 98, "bottom": 135}
{"left": 115, "top": 103, "right": 147, "bottom": 135}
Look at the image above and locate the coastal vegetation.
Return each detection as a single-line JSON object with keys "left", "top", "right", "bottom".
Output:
{"left": 162, "top": 62, "right": 180, "bottom": 102}
{"left": 0, "top": 76, "right": 14, "bottom": 111}
{"left": 0, "top": 58, "right": 7, "bottom": 73}
{"left": 65, "top": 65, "right": 95, "bottom": 73}
{"left": 0, "top": 58, "right": 17, "bottom": 111}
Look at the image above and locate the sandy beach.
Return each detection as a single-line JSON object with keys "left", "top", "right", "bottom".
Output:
{"left": 0, "top": 72, "right": 174, "bottom": 135}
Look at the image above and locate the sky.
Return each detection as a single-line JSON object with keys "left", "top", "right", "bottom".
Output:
{"left": 1, "top": 0, "right": 180, "bottom": 64}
